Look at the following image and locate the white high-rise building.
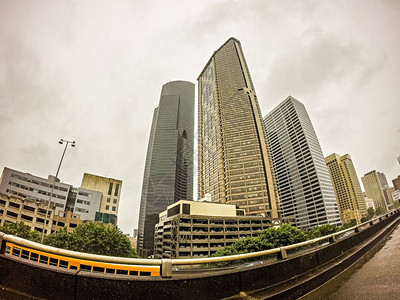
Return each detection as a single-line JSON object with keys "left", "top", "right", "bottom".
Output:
{"left": 263, "top": 96, "right": 341, "bottom": 229}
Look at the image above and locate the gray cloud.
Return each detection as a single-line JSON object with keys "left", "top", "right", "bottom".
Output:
{"left": 261, "top": 29, "right": 385, "bottom": 104}
{"left": 1, "top": 0, "right": 399, "bottom": 235}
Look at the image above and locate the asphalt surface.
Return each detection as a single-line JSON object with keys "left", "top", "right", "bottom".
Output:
{"left": 307, "top": 224, "right": 400, "bottom": 300}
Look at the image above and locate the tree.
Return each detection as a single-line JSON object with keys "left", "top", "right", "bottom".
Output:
{"left": 212, "top": 224, "right": 308, "bottom": 257}
{"left": 367, "top": 207, "right": 375, "bottom": 217}
{"left": 340, "top": 219, "right": 357, "bottom": 230}
{"left": 361, "top": 207, "right": 375, "bottom": 223}
{"left": 0, "top": 221, "right": 40, "bottom": 242}
{"left": 44, "top": 222, "right": 137, "bottom": 258}
{"left": 43, "top": 227, "right": 71, "bottom": 249}
{"left": 307, "top": 224, "right": 339, "bottom": 239}
{"left": 257, "top": 224, "right": 308, "bottom": 248}
{"left": 375, "top": 207, "right": 385, "bottom": 216}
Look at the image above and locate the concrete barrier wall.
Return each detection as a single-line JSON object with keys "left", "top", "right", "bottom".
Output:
{"left": 0, "top": 255, "right": 77, "bottom": 299}
{"left": 1, "top": 211, "right": 399, "bottom": 300}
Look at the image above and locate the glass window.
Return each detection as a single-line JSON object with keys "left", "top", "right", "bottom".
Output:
{"left": 108, "top": 183, "right": 113, "bottom": 195}
{"left": 114, "top": 184, "right": 120, "bottom": 196}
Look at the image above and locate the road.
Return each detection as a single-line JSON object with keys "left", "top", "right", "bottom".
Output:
{"left": 305, "top": 224, "right": 400, "bottom": 300}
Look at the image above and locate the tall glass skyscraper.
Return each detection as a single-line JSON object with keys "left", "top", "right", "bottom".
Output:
{"left": 137, "top": 81, "right": 195, "bottom": 257}
{"left": 263, "top": 96, "right": 341, "bottom": 229}
{"left": 197, "top": 38, "right": 278, "bottom": 218}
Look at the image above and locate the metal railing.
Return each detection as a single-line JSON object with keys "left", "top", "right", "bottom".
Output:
{"left": 0, "top": 234, "right": 161, "bottom": 266}
{"left": 1, "top": 209, "right": 399, "bottom": 278}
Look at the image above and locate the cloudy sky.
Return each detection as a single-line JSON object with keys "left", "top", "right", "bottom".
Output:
{"left": 1, "top": 0, "right": 399, "bottom": 235}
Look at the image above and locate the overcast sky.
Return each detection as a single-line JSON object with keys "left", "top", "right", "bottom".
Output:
{"left": 1, "top": 0, "right": 399, "bottom": 235}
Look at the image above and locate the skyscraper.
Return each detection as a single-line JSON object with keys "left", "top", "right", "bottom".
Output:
{"left": 197, "top": 38, "right": 278, "bottom": 218}
{"left": 361, "top": 170, "right": 389, "bottom": 212}
{"left": 325, "top": 153, "right": 367, "bottom": 224}
{"left": 137, "top": 80, "right": 195, "bottom": 257}
{"left": 263, "top": 96, "right": 341, "bottom": 229}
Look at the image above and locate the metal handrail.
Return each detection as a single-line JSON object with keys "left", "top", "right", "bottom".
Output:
{"left": 172, "top": 247, "right": 281, "bottom": 265}
{"left": 1, "top": 209, "right": 398, "bottom": 271}
{"left": 1, "top": 234, "right": 161, "bottom": 265}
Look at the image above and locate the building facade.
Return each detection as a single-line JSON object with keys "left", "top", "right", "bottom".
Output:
{"left": 0, "top": 192, "right": 83, "bottom": 234}
{"left": 0, "top": 167, "right": 71, "bottom": 214}
{"left": 0, "top": 193, "right": 55, "bottom": 234}
{"left": 80, "top": 173, "right": 122, "bottom": 217}
{"left": 383, "top": 187, "right": 395, "bottom": 210}
{"left": 70, "top": 187, "right": 102, "bottom": 221}
{"left": 361, "top": 170, "right": 389, "bottom": 212}
{"left": 197, "top": 37, "right": 278, "bottom": 220}
{"left": 392, "top": 189, "right": 400, "bottom": 204}
{"left": 392, "top": 175, "right": 400, "bottom": 191}
{"left": 154, "top": 200, "right": 276, "bottom": 258}
{"left": 325, "top": 153, "right": 367, "bottom": 224}
{"left": 51, "top": 211, "right": 83, "bottom": 233}
{"left": 363, "top": 195, "right": 375, "bottom": 210}
{"left": 137, "top": 80, "right": 195, "bottom": 257}
{"left": 263, "top": 96, "right": 341, "bottom": 229}
{"left": 0, "top": 167, "right": 119, "bottom": 233}
{"left": 94, "top": 212, "right": 117, "bottom": 225}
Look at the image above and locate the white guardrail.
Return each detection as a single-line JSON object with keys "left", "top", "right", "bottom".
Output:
{"left": 1, "top": 209, "right": 399, "bottom": 277}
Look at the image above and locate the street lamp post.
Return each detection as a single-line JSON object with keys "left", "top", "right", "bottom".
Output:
{"left": 41, "top": 139, "right": 76, "bottom": 243}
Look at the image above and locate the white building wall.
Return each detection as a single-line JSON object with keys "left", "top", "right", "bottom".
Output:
{"left": 0, "top": 167, "right": 71, "bottom": 214}
{"left": 73, "top": 188, "right": 102, "bottom": 221}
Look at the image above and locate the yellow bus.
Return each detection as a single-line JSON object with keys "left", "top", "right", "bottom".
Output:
{"left": 5, "top": 241, "right": 160, "bottom": 277}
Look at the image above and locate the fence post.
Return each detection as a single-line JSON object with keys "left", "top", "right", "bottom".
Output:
{"left": 161, "top": 259, "right": 172, "bottom": 278}
{"left": 278, "top": 247, "right": 287, "bottom": 260}
{"left": 0, "top": 232, "right": 5, "bottom": 254}
{"left": 329, "top": 235, "right": 336, "bottom": 244}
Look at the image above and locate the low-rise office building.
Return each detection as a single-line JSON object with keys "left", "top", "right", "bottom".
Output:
{"left": 51, "top": 210, "right": 83, "bottom": 233}
{"left": 0, "top": 167, "right": 71, "bottom": 214}
{"left": 0, "top": 193, "right": 55, "bottom": 234}
{"left": 80, "top": 173, "right": 121, "bottom": 217}
{"left": 392, "top": 189, "right": 400, "bottom": 204}
{"left": 154, "top": 200, "right": 280, "bottom": 259}
{"left": 69, "top": 187, "right": 102, "bottom": 221}
{"left": 0, "top": 167, "right": 121, "bottom": 230}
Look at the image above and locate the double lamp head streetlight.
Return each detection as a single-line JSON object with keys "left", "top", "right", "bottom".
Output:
{"left": 41, "top": 139, "right": 76, "bottom": 243}
{"left": 59, "top": 139, "right": 75, "bottom": 147}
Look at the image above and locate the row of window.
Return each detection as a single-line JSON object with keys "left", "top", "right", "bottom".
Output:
{"left": 10, "top": 174, "right": 69, "bottom": 192}
{"left": 108, "top": 182, "right": 120, "bottom": 197}
{"left": 7, "top": 182, "right": 67, "bottom": 200}
{"left": 105, "top": 205, "right": 117, "bottom": 212}
{"left": 106, "top": 198, "right": 118, "bottom": 204}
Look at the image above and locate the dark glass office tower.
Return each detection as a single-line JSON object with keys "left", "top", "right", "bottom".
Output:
{"left": 197, "top": 37, "right": 278, "bottom": 219}
{"left": 137, "top": 81, "right": 195, "bottom": 257}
